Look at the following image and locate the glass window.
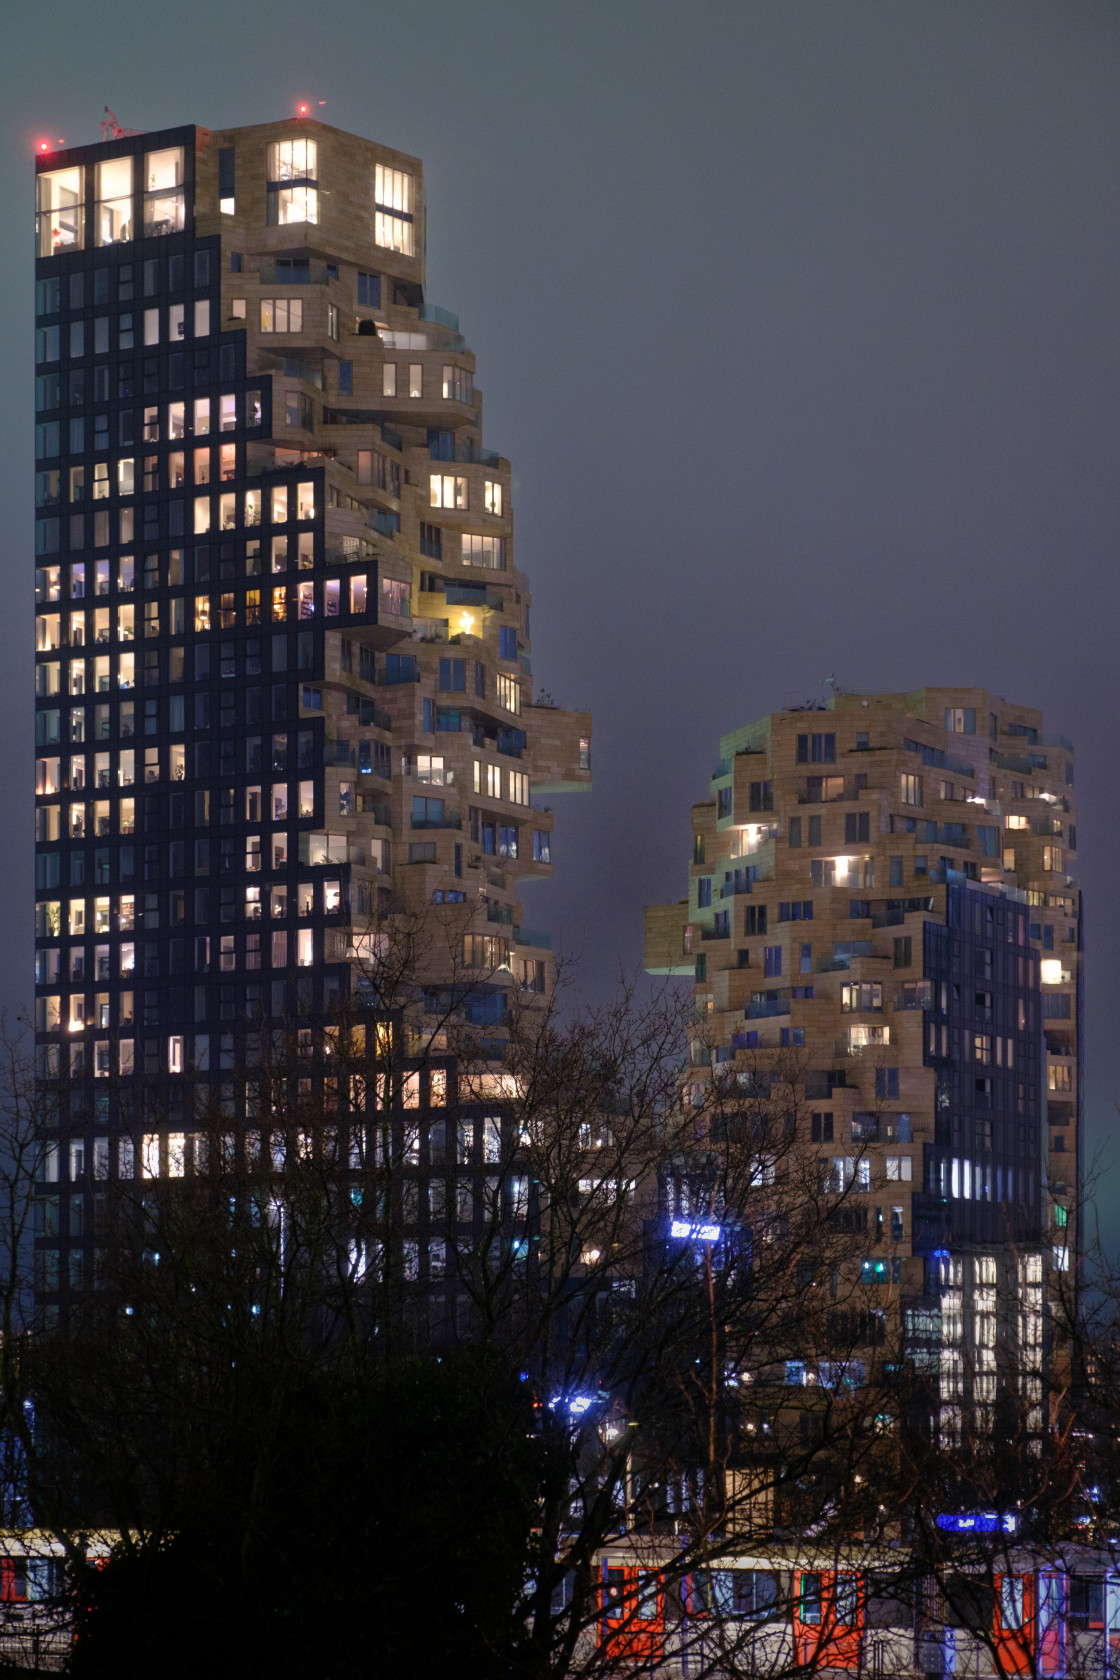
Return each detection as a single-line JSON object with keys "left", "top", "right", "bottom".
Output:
{"left": 37, "top": 165, "right": 84, "bottom": 256}
{"left": 270, "top": 139, "right": 317, "bottom": 182}
{"left": 94, "top": 156, "right": 133, "bottom": 245}
{"left": 374, "top": 164, "right": 414, "bottom": 253}
{"left": 267, "top": 140, "right": 318, "bottom": 225}
{"left": 143, "top": 148, "right": 185, "bottom": 236}
{"left": 430, "top": 475, "right": 467, "bottom": 510}
{"left": 260, "top": 299, "right": 303, "bottom": 333}
{"left": 375, "top": 211, "right": 414, "bottom": 254}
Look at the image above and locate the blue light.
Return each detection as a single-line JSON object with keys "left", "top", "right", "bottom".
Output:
{"left": 936, "top": 1511, "right": 1016, "bottom": 1534}
{"left": 548, "top": 1391, "right": 600, "bottom": 1416}
{"left": 670, "top": 1219, "right": 722, "bottom": 1243}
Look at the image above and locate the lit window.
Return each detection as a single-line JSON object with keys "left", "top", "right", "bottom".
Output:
{"left": 95, "top": 156, "right": 133, "bottom": 246}
{"left": 484, "top": 480, "right": 503, "bottom": 516}
{"left": 429, "top": 475, "right": 467, "bottom": 510}
{"left": 143, "top": 148, "right": 185, "bottom": 237}
{"left": 36, "top": 165, "right": 84, "bottom": 256}
{"left": 461, "top": 534, "right": 504, "bottom": 570}
{"left": 267, "top": 140, "right": 318, "bottom": 226}
{"left": 374, "top": 164, "right": 414, "bottom": 253}
{"left": 260, "top": 298, "right": 303, "bottom": 333}
{"left": 442, "top": 365, "right": 473, "bottom": 403}
{"left": 900, "top": 772, "right": 922, "bottom": 806}
{"left": 495, "top": 673, "right": 520, "bottom": 715}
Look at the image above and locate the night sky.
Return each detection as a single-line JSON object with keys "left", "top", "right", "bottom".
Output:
{"left": 4, "top": 4, "right": 1119, "bottom": 1230}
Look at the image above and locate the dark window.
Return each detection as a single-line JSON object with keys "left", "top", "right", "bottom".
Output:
{"left": 811, "top": 1112, "right": 834, "bottom": 1143}
{"left": 697, "top": 877, "right": 712, "bottom": 908}
{"left": 744, "top": 906, "right": 767, "bottom": 936}
{"left": 778, "top": 901, "right": 813, "bottom": 922}
{"left": 717, "top": 787, "right": 733, "bottom": 818}
{"left": 420, "top": 522, "right": 442, "bottom": 559}
{"left": 749, "top": 781, "right": 773, "bottom": 812}
{"left": 438, "top": 658, "right": 465, "bottom": 693}
{"left": 844, "top": 812, "right": 870, "bottom": 843}
{"left": 875, "top": 1068, "right": 899, "bottom": 1099}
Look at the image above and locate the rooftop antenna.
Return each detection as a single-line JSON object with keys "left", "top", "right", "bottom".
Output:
{"left": 823, "top": 673, "right": 851, "bottom": 698}
{"left": 100, "top": 107, "right": 123, "bottom": 141}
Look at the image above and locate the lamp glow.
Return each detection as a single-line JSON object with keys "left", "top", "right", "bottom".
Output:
{"left": 458, "top": 611, "right": 475, "bottom": 635}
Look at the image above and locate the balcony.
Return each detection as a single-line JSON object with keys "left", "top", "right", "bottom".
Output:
{"left": 992, "top": 748, "right": 1047, "bottom": 774}
{"left": 417, "top": 303, "right": 467, "bottom": 350}
{"left": 428, "top": 439, "right": 501, "bottom": 466}
{"left": 368, "top": 510, "right": 401, "bottom": 539}
{"left": 515, "top": 929, "right": 553, "bottom": 950}
{"left": 410, "top": 813, "right": 462, "bottom": 831}
{"left": 258, "top": 258, "right": 333, "bottom": 285}
{"left": 904, "top": 738, "right": 975, "bottom": 778}
{"left": 745, "top": 997, "right": 790, "bottom": 1020}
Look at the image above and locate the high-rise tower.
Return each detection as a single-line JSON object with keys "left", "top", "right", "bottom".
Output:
{"left": 646, "top": 688, "right": 1079, "bottom": 1436}
{"left": 33, "top": 118, "right": 590, "bottom": 1309}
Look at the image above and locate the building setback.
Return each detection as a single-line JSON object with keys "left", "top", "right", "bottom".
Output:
{"left": 645, "top": 688, "right": 1080, "bottom": 1436}
{"left": 32, "top": 118, "right": 590, "bottom": 1310}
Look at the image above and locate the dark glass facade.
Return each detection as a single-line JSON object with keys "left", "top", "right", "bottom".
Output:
{"left": 33, "top": 120, "right": 592, "bottom": 1315}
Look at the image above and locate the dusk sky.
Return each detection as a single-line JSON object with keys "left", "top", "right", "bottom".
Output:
{"left": 4, "top": 3, "right": 1119, "bottom": 1224}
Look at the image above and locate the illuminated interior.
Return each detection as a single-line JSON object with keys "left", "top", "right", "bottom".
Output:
{"left": 36, "top": 166, "right": 83, "bottom": 256}
{"left": 95, "top": 156, "right": 132, "bottom": 246}
{"left": 143, "top": 148, "right": 185, "bottom": 237}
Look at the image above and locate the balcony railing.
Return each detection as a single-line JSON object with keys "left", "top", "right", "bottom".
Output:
{"left": 745, "top": 998, "right": 790, "bottom": 1020}
{"left": 428, "top": 440, "right": 501, "bottom": 466}
{"left": 418, "top": 302, "right": 460, "bottom": 331}
{"left": 410, "top": 813, "right": 462, "bottom": 831}
{"left": 515, "top": 929, "right": 553, "bottom": 950}
{"left": 258, "top": 259, "right": 332, "bottom": 285}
